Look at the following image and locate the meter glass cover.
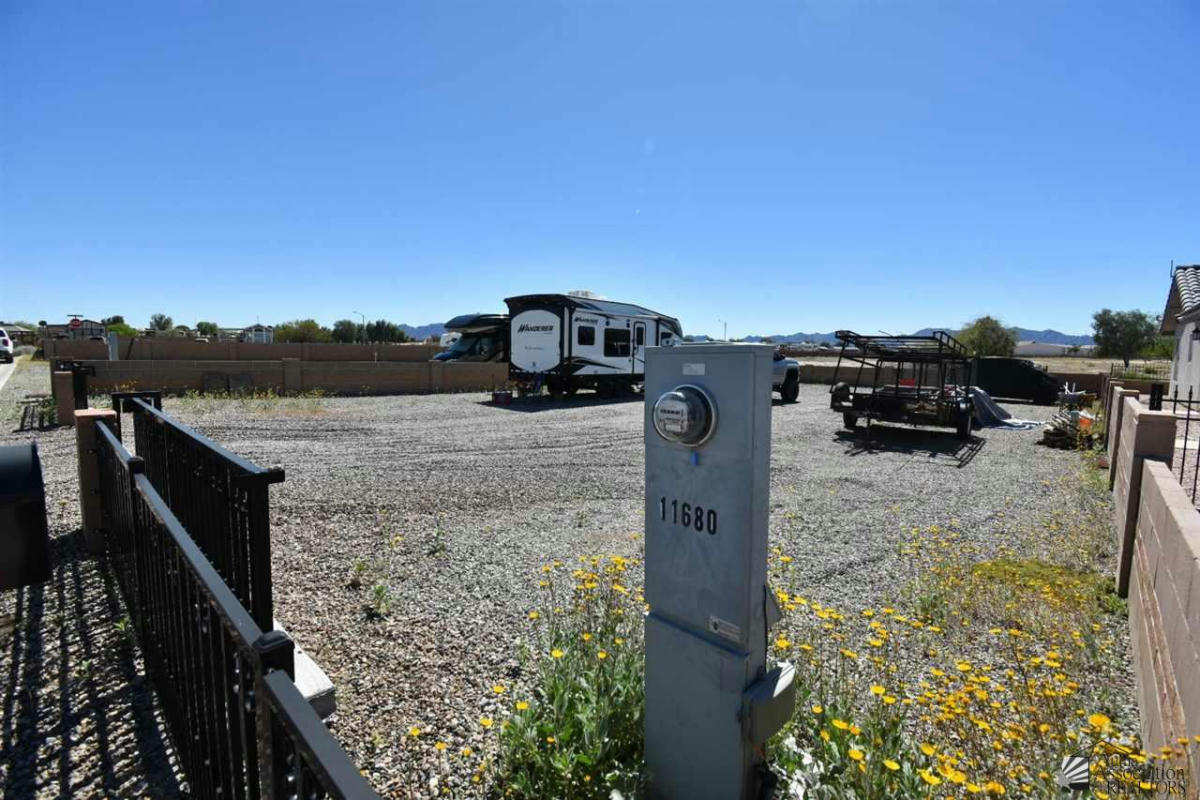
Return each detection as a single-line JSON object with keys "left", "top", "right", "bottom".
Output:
{"left": 652, "top": 385, "right": 715, "bottom": 446}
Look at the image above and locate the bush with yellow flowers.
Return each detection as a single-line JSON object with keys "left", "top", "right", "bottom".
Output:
{"left": 765, "top": 489, "right": 1186, "bottom": 798}
{"left": 489, "top": 555, "right": 645, "bottom": 799}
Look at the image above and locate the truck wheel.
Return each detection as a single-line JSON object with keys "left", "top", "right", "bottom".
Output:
{"left": 781, "top": 373, "right": 800, "bottom": 403}
{"left": 843, "top": 413, "right": 858, "bottom": 430}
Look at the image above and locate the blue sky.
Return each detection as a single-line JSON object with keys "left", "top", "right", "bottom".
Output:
{"left": 2, "top": 1, "right": 1196, "bottom": 337}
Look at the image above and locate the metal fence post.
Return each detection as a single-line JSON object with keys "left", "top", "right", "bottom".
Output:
{"left": 246, "top": 478, "right": 275, "bottom": 632}
{"left": 253, "top": 631, "right": 296, "bottom": 800}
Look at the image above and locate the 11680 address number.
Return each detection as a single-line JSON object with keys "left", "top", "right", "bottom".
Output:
{"left": 658, "top": 496, "right": 717, "bottom": 535}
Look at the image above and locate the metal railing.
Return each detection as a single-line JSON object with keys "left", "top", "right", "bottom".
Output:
{"left": 96, "top": 421, "right": 378, "bottom": 800}
{"left": 1170, "top": 387, "right": 1200, "bottom": 504}
{"left": 1109, "top": 360, "right": 1172, "bottom": 381}
{"left": 128, "top": 397, "right": 283, "bottom": 630}
{"left": 110, "top": 389, "right": 163, "bottom": 439}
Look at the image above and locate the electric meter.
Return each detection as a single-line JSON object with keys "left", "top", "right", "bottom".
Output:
{"left": 651, "top": 385, "right": 716, "bottom": 447}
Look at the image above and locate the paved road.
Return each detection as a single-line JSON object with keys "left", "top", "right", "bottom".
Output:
{"left": 0, "top": 358, "right": 16, "bottom": 394}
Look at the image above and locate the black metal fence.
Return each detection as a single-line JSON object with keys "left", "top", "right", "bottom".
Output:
{"left": 1109, "top": 360, "right": 1172, "bottom": 381}
{"left": 96, "top": 421, "right": 378, "bottom": 799}
{"left": 128, "top": 397, "right": 283, "bottom": 631}
{"left": 1170, "top": 387, "right": 1200, "bottom": 504}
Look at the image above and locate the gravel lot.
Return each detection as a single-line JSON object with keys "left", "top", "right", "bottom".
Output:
{"left": 1, "top": 365, "right": 1133, "bottom": 798}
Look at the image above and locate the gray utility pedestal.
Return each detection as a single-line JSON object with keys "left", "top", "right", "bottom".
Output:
{"left": 643, "top": 343, "right": 795, "bottom": 800}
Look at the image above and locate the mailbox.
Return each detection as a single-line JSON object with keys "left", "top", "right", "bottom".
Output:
{"left": 643, "top": 343, "right": 795, "bottom": 800}
{"left": 0, "top": 442, "right": 51, "bottom": 591}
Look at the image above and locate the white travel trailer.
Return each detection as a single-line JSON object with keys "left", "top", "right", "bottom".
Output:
{"left": 505, "top": 293, "right": 683, "bottom": 397}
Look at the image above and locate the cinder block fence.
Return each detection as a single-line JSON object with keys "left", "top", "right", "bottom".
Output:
{"left": 1104, "top": 381, "right": 1200, "bottom": 788}
{"left": 71, "top": 358, "right": 509, "bottom": 396}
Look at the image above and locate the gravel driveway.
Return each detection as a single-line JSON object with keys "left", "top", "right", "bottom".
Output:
{"left": 3, "top": 372, "right": 1121, "bottom": 798}
{"left": 154, "top": 384, "right": 1089, "bottom": 796}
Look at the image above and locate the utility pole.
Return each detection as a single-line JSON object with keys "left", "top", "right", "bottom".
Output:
{"left": 718, "top": 319, "right": 728, "bottom": 341}
{"left": 353, "top": 310, "right": 366, "bottom": 344}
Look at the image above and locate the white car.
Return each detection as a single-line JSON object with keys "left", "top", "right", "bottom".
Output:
{"left": 0, "top": 328, "right": 13, "bottom": 363}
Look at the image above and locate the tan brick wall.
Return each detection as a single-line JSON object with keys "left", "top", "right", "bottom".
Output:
{"left": 1109, "top": 388, "right": 1140, "bottom": 487}
{"left": 44, "top": 338, "right": 442, "bottom": 362}
{"left": 1113, "top": 397, "right": 1176, "bottom": 596}
{"left": 434, "top": 362, "right": 509, "bottom": 392}
{"left": 1131, "top": 460, "right": 1200, "bottom": 791}
{"left": 80, "top": 359, "right": 507, "bottom": 396}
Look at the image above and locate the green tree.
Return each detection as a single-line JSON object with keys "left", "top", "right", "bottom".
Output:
{"left": 957, "top": 316, "right": 1017, "bottom": 357}
{"left": 1092, "top": 309, "right": 1159, "bottom": 368}
{"left": 106, "top": 322, "right": 138, "bottom": 337}
{"left": 149, "top": 313, "right": 173, "bottom": 331}
{"left": 331, "top": 319, "right": 361, "bottom": 343}
{"left": 101, "top": 315, "right": 125, "bottom": 326}
{"left": 364, "top": 319, "right": 411, "bottom": 343}
{"left": 1140, "top": 334, "right": 1174, "bottom": 360}
{"left": 196, "top": 321, "right": 219, "bottom": 336}
{"left": 274, "top": 319, "right": 333, "bottom": 343}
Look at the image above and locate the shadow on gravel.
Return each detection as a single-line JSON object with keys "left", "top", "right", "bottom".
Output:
{"left": 482, "top": 394, "right": 643, "bottom": 413}
{"left": 0, "top": 531, "right": 183, "bottom": 800}
{"left": 835, "top": 426, "right": 985, "bottom": 469}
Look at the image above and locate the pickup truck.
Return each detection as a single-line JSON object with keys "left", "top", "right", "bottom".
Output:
{"left": 773, "top": 349, "right": 800, "bottom": 402}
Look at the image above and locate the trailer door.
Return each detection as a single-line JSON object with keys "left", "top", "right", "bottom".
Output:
{"left": 632, "top": 321, "right": 647, "bottom": 375}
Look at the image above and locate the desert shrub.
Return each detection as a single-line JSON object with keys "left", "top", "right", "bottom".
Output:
{"left": 488, "top": 556, "right": 645, "bottom": 799}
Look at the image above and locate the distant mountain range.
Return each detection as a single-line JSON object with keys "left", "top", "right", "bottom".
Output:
{"left": 399, "top": 323, "right": 449, "bottom": 340}
{"left": 403, "top": 321, "right": 1093, "bottom": 346}
{"left": 912, "top": 327, "right": 1094, "bottom": 346}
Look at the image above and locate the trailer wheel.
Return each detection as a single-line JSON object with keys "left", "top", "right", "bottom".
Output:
{"left": 843, "top": 413, "right": 858, "bottom": 430}
{"left": 781, "top": 373, "right": 799, "bottom": 403}
{"left": 564, "top": 382, "right": 578, "bottom": 398}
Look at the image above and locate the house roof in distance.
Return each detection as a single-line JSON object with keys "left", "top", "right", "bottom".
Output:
{"left": 1162, "top": 265, "right": 1200, "bottom": 333}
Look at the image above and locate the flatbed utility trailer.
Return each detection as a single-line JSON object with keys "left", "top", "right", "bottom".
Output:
{"left": 829, "top": 330, "right": 975, "bottom": 440}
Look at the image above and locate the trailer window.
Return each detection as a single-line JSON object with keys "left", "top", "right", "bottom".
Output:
{"left": 604, "top": 328, "right": 631, "bottom": 357}
{"left": 659, "top": 331, "right": 672, "bottom": 345}
{"left": 577, "top": 326, "right": 595, "bottom": 346}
